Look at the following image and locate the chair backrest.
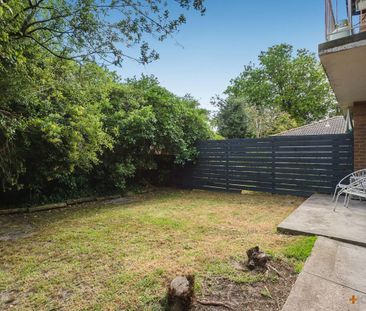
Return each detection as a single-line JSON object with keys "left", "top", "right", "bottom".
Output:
{"left": 353, "top": 169, "right": 366, "bottom": 178}
{"left": 351, "top": 176, "right": 366, "bottom": 191}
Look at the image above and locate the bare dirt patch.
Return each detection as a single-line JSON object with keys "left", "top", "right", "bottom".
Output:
{"left": 193, "top": 259, "right": 297, "bottom": 311}
{"left": 0, "top": 215, "right": 34, "bottom": 241}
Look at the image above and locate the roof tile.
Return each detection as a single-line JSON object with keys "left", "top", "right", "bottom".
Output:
{"left": 277, "top": 116, "right": 347, "bottom": 136}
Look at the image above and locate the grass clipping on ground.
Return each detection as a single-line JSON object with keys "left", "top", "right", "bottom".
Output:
{"left": 0, "top": 189, "right": 314, "bottom": 310}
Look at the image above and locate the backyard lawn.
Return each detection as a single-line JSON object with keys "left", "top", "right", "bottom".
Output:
{"left": 0, "top": 189, "right": 314, "bottom": 310}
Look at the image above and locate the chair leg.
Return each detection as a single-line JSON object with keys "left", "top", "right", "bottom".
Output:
{"left": 332, "top": 187, "right": 339, "bottom": 202}
{"left": 346, "top": 194, "right": 351, "bottom": 208}
{"left": 334, "top": 193, "right": 342, "bottom": 211}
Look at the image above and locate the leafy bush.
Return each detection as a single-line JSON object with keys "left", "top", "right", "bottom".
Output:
{"left": 0, "top": 58, "right": 212, "bottom": 203}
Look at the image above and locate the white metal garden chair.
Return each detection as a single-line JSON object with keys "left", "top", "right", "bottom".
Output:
{"left": 332, "top": 169, "right": 366, "bottom": 201}
{"left": 334, "top": 176, "right": 366, "bottom": 211}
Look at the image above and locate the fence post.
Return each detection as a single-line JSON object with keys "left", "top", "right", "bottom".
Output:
{"left": 225, "top": 140, "right": 229, "bottom": 191}
{"left": 332, "top": 136, "right": 341, "bottom": 188}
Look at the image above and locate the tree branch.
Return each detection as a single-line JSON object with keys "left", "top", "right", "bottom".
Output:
{"left": 23, "top": 35, "right": 75, "bottom": 61}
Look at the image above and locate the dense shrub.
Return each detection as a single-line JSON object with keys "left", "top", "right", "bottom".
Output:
{"left": 0, "top": 57, "right": 212, "bottom": 203}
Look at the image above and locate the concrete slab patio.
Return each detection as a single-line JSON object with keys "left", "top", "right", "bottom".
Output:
{"left": 282, "top": 237, "right": 366, "bottom": 311}
{"left": 278, "top": 193, "right": 366, "bottom": 247}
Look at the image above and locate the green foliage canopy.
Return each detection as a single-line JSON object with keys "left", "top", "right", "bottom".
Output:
{"left": 215, "top": 44, "right": 338, "bottom": 138}
{"left": 0, "top": 0, "right": 205, "bottom": 67}
{"left": 0, "top": 57, "right": 211, "bottom": 199}
{"left": 94, "top": 76, "right": 212, "bottom": 192}
{"left": 0, "top": 0, "right": 210, "bottom": 202}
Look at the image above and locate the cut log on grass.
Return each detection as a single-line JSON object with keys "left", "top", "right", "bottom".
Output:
{"left": 29, "top": 202, "right": 67, "bottom": 212}
{"left": 167, "top": 275, "right": 195, "bottom": 311}
{"left": 196, "top": 299, "right": 236, "bottom": 310}
{"left": 246, "top": 246, "right": 270, "bottom": 270}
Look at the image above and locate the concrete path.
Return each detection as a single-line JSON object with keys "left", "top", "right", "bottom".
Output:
{"left": 282, "top": 237, "right": 366, "bottom": 311}
{"left": 278, "top": 193, "right": 366, "bottom": 247}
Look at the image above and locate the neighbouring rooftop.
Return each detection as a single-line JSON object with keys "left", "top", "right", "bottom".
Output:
{"left": 276, "top": 116, "right": 349, "bottom": 136}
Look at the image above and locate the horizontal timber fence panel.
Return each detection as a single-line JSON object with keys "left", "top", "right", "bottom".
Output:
{"left": 180, "top": 134, "right": 354, "bottom": 197}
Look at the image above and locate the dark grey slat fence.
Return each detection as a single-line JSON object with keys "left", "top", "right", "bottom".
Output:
{"left": 182, "top": 134, "right": 354, "bottom": 197}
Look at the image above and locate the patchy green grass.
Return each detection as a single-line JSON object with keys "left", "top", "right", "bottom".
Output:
{"left": 283, "top": 236, "right": 317, "bottom": 261}
{"left": 0, "top": 189, "right": 312, "bottom": 310}
{"left": 283, "top": 236, "right": 317, "bottom": 272}
{"left": 205, "top": 260, "right": 264, "bottom": 284}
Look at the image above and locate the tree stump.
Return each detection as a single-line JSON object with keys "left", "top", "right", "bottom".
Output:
{"left": 246, "top": 246, "right": 270, "bottom": 270}
{"left": 167, "top": 275, "right": 195, "bottom": 311}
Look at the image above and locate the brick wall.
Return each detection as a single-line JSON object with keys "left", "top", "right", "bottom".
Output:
{"left": 353, "top": 102, "right": 366, "bottom": 170}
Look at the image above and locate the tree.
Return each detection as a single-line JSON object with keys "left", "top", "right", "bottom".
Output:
{"left": 0, "top": 0, "right": 205, "bottom": 67}
{"left": 0, "top": 60, "right": 212, "bottom": 198}
{"left": 0, "top": 53, "right": 115, "bottom": 193}
{"left": 94, "top": 76, "right": 212, "bottom": 192}
{"left": 213, "top": 96, "right": 252, "bottom": 139}
{"left": 0, "top": 1, "right": 212, "bottom": 202}
{"left": 217, "top": 44, "right": 338, "bottom": 138}
{"left": 214, "top": 96, "right": 297, "bottom": 138}
{"left": 242, "top": 104, "right": 298, "bottom": 138}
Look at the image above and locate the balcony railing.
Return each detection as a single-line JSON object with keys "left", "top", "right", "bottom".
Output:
{"left": 325, "top": 0, "right": 366, "bottom": 41}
